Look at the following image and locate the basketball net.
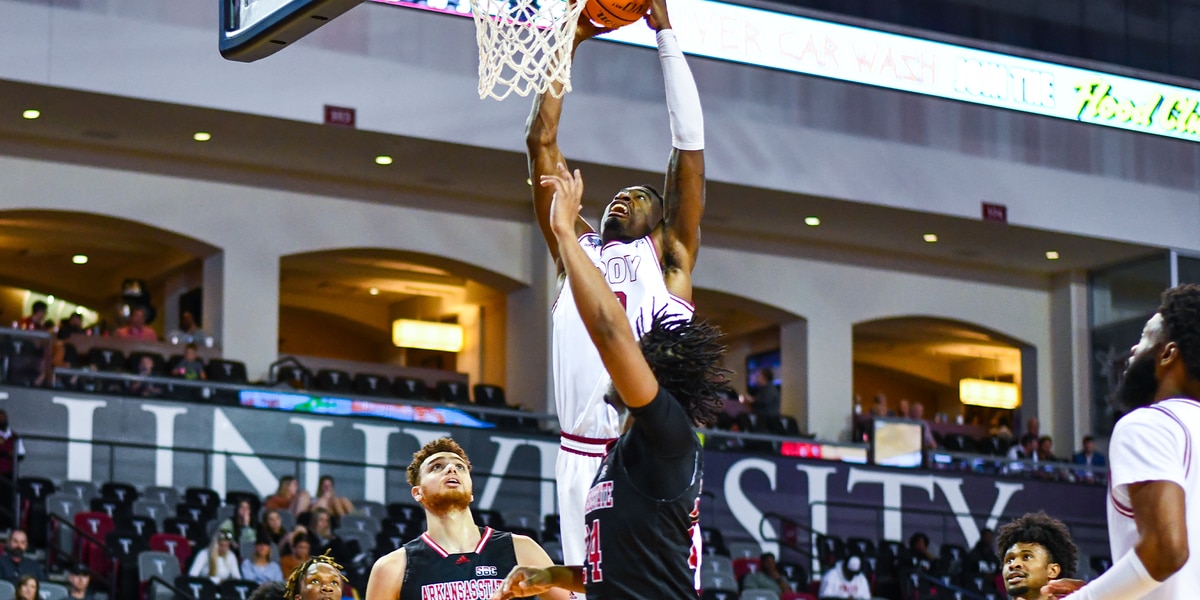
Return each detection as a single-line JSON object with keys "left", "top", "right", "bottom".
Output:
{"left": 471, "top": 0, "right": 584, "bottom": 100}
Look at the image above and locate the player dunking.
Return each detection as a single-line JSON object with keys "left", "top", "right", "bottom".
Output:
{"left": 365, "top": 438, "right": 568, "bottom": 600}
{"left": 525, "top": 0, "right": 705, "bottom": 569}
{"left": 1043, "top": 284, "right": 1200, "bottom": 600}
{"left": 492, "top": 163, "right": 725, "bottom": 600}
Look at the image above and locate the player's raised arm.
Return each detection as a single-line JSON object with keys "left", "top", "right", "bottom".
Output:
{"left": 649, "top": 0, "right": 704, "bottom": 300}
{"left": 364, "top": 548, "right": 406, "bottom": 600}
{"left": 543, "top": 163, "right": 659, "bottom": 410}
{"left": 526, "top": 17, "right": 611, "bottom": 273}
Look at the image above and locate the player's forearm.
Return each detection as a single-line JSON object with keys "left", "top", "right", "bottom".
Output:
{"left": 554, "top": 229, "right": 629, "bottom": 347}
{"left": 546, "top": 566, "right": 585, "bottom": 593}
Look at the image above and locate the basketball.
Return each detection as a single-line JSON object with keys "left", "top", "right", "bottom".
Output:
{"left": 583, "top": 0, "right": 651, "bottom": 29}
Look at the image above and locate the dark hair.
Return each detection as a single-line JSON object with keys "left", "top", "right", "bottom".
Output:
{"left": 1038, "top": 435, "right": 1053, "bottom": 445}
{"left": 1020, "top": 433, "right": 1037, "bottom": 447}
{"left": 759, "top": 368, "right": 774, "bottom": 382}
{"left": 638, "top": 309, "right": 728, "bottom": 427}
{"left": 1082, "top": 435, "right": 1094, "bottom": 444}
{"left": 30, "top": 301, "right": 46, "bottom": 314}
{"left": 908, "top": 532, "right": 929, "bottom": 549}
{"left": 995, "top": 512, "right": 1078, "bottom": 578}
{"left": 247, "top": 581, "right": 286, "bottom": 600}
{"left": 284, "top": 551, "right": 346, "bottom": 599}
{"left": 15, "top": 575, "right": 38, "bottom": 595}
{"left": 407, "top": 437, "right": 471, "bottom": 486}
{"left": 1160, "top": 284, "right": 1200, "bottom": 382}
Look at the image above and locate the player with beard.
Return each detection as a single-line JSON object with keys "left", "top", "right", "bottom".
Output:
{"left": 365, "top": 438, "right": 567, "bottom": 600}
{"left": 491, "top": 165, "right": 725, "bottom": 599}
{"left": 995, "top": 512, "right": 1078, "bottom": 600}
{"left": 1043, "top": 284, "right": 1200, "bottom": 600}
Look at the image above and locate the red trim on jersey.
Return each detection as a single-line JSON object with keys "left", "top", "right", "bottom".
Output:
{"left": 562, "top": 432, "right": 618, "bottom": 444}
{"left": 1150, "top": 404, "right": 1192, "bottom": 477}
{"left": 420, "top": 527, "right": 494, "bottom": 558}
{"left": 560, "top": 445, "right": 607, "bottom": 458}
{"left": 1109, "top": 477, "right": 1136, "bottom": 518}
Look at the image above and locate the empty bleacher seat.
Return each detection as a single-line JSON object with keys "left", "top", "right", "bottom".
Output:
{"left": 139, "top": 550, "right": 182, "bottom": 600}
{"left": 393, "top": 377, "right": 428, "bottom": 400}
{"left": 149, "top": 532, "right": 193, "bottom": 572}
{"left": 767, "top": 414, "right": 802, "bottom": 437}
{"left": 354, "top": 373, "right": 391, "bottom": 396}
{"left": 700, "top": 527, "right": 728, "bottom": 556}
{"left": 727, "top": 540, "right": 763, "bottom": 561}
{"left": 36, "top": 582, "right": 68, "bottom": 600}
{"left": 339, "top": 514, "right": 381, "bottom": 535}
{"left": 206, "top": 359, "right": 248, "bottom": 383}
{"left": 141, "top": 486, "right": 180, "bottom": 508}
{"left": 176, "top": 576, "right": 219, "bottom": 600}
{"left": 1, "top": 336, "right": 44, "bottom": 386}
{"left": 101, "top": 481, "right": 139, "bottom": 504}
{"left": 87, "top": 347, "right": 126, "bottom": 372}
{"left": 741, "top": 590, "right": 780, "bottom": 600}
{"left": 117, "top": 514, "right": 158, "bottom": 540}
{"left": 357, "top": 500, "right": 386, "bottom": 520}
{"left": 315, "top": 369, "right": 352, "bottom": 392}
{"left": 90, "top": 495, "right": 130, "bottom": 519}
{"left": 701, "top": 555, "right": 734, "bottom": 577}
{"left": 220, "top": 578, "right": 259, "bottom": 600}
{"left": 274, "top": 364, "right": 312, "bottom": 389}
{"left": 437, "top": 380, "right": 471, "bottom": 404}
{"left": 60, "top": 480, "right": 99, "bottom": 502}
{"left": 473, "top": 384, "right": 507, "bottom": 407}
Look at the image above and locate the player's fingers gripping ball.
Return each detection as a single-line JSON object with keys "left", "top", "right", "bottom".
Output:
{"left": 583, "top": 0, "right": 651, "bottom": 29}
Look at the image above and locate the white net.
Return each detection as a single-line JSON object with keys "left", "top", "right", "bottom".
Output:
{"left": 471, "top": 0, "right": 584, "bottom": 100}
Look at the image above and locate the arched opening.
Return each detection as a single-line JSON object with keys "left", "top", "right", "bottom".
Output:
{"left": 0, "top": 209, "right": 218, "bottom": 336}
{"left": 852, "top": 316, "right": 1033, "bottom": 442}
{"left": 279, "top": 248, "right": 522, "bottom": 387}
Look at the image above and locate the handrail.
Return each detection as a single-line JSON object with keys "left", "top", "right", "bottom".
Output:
{"left": 47, "top": 512, "right": 118, "bottom": 599}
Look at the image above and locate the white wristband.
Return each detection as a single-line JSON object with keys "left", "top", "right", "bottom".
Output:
{"left": 657, "top": 29, "right": 704, "bottom": 151}
{"left": 1073, "top": 551, "right": 1162, "bottom": 600}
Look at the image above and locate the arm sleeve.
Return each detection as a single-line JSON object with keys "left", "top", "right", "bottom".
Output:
{"left": 657, "top": 29, "right": 703, "bottom": 151}
{"left": 188, "top": 550, "right": 207, "bottom": 577}
{"left": 1109, "top": 407, "right": 1188, "bottom": 508}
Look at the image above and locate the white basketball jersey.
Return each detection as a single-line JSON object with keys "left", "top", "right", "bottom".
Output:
{"left": 551, "top": 233, "right": 694, "bottom": 438}
{"left": 1107, "top": 398, "right": 1200, "bottom": 600}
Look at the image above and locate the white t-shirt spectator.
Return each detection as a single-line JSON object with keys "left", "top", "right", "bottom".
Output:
{"left": 189, "top": 547, "right": 241, "bottom": 584}
{"left": 818, "top": 559, "right": 872, "bottom": 600}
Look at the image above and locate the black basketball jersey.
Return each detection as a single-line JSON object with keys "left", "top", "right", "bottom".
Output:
{"left": 400, "top": 527, "right": 516, "bottom": 600}
{"left": 582, "top": 388, "right": 703, "bottom": 599}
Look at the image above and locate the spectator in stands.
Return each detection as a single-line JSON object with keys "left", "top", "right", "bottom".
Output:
{"left": 741, "top": 552, "right": 794, "bottom": 594}
{"left": 1036, "top": 436, "right": 1058, "bottom": 462}
{"left": 817, "top": 554, "right": 871, "bottom": 599}
{"left": 0, "top": 530, "right": 44, "bottom": 583}
{"left": 995, "top": 512, "right": 1077, "bottom": 600}
{"left": 306, "top": 508, "right": 353, "bottom": 572}
{"left": 115, "top": 306, "right": 157, "bottom": 341}
{"left": 170, "top": 311, "right": 207, "bottom": 345}
{"left": 1025, "top": 416, "right": 1040, "bottom": 438}
{"left": 259, "top": 509, "right": 288, "bottom": 548}
{"left": 312, "top": 475, "right": 355, "bottom": 519}
{"left": 66, "top": 563, "right": 96, "bottom": 600}
{"left": 241, "top": 537, "right": 285, "bottom": 585}
{"left": 0, "top": 411, "right": 25, "bottom": 531}
{"left": 189, "top": 529, "right": 242, "bottom": 584}
{"left": 897, "top": 398, "right": 911, "bottom": 419}
{"left": 871, "top": 393, "right": 889, "bottom": 417}
{"left": 966, "top": 528, "right": 1000, "bottom": 575}
{"left": 989, "top": 415, "right": 1014, "bottom": 440}
{"left": 128, "top": 355, "right": 163, "bottom": 398}
{"left": 173, "top": 343, "right": 206, "bottom": 381}
{"left": 16, "top": 302, "right": 46, "bottom": 331}
{"left": 1071, "top": 435, "right": 1106, "bottom": 467}
{"left": 280, "top": 533, "right": 312, "bottom": 580}
{"left": 910, "top": 402, "right": 938, "bottom": 451}
{"left": 908, "top": 532, "right": 936, "bottom": 573}
{"left": 1006, "top": 434, "right": 1038, "bottom": 461}
{"left": 247, "top": 581, "right": 285, "bottom": 600}
{"left": 748, "top": 369, "right": 780, "bottom": 417}
{"left": 265, "top": 475, "right": 312, "bottom": 515}
{"left": 228, "top": 498, "right": 259, "bottom": 552}
{"left": 57, "top": 313, "right": 84, "bottom": 340}
{"left": 13, "top": 575, "right": 37, "bottom": 600}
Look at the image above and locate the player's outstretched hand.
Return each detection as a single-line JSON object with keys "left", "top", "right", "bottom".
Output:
{"left": 491, "top": 566, "right": 555, "bottom": 599}
{"left": 645, "top": 0, "right": 671, "bottom": 31}
{"left": 1042, "top": 578, "right": 1085, "bottom": 598}
{"left": 541, "top": 162, "right": 584, "bottom": 238}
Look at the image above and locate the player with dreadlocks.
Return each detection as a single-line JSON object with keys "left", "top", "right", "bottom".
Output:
{"left": 994, "top": 512, "right": 1078, "bottom": 600}
{"left": 492, "top": 163, "right": 726, "bottom": 600}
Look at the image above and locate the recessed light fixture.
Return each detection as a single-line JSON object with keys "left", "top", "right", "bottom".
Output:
{"left": 368, "top": 287, "right": 380, "bottom": 296}
{"left": 1045, "top": 251, "right": 1060, "bottom": 260}
{"left": 193, "top": 132, "right": 212, "bottom": 142}
{"left": 72, "top": 254, "right": 88, "bottom": 265}
{"left": 22, "top": 109, "right": 40, "bottom": 120}
{"left": 46, "top": 295, "right": 55, "bottom": 305}
{"left": 923, "top": 233, "right": 938, "bottom": 243}
{"left": 375, "top": 155, "right": 394, "bottom": 166}
{"left": 804, "top": 216, "right": 821, "bottom": 227}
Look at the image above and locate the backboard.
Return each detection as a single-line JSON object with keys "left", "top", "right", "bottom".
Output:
{"left": 219, "top": 0, "right": 365, "bottom": 62}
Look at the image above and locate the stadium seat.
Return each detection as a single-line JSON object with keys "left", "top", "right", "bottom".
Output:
{"left": 206, "top": 359, "right": 248, "bottom": 383}
{"left": 0, "top": 580, "right": 11, "bottom": 599}
{"left": 101, "top": 481, "right": 139, "bottom": 504}
{"left": 375, "top": 531, "right": 405, "bottom": 558}
{"left": 90, "top": 496, "right": 130, "bottom": 519}
{"left": 700, "top": 591, "right": 737, "bottom": 600}
{"left": 354, "top": 372, "right": 391, "bottom": 396}
{"left": 87, "top": 347, "right": 126, "bottom": 372}
{"left": 726, "top": 541, "right": 762, "bottom": 561}
{"left": 132, "top": 500, "right": 170, "bottom": 529}
{"left": 733, "top": 556, "right": 760, "bottom": 579}
{"left": 138, "top": 550, "right": 182, "bottom": 600}
{"left": 473, "top": 384, "right": 507, "bottom": 407}
{"left": 699, "top": 570, "right": 738, "bottom": 593}
{"left": 701, "top": 555, "right": 734, "bottom": 577}
{"left": 141, "top": 486, "right": 180, "bottom": 508}
{"left": 126, "top": 351, "right": 166, "bottom": 375}
{"left": 60, "top": 480, "right": 99, "bottom": 502}
{"left": 777, "top": 561, "right": 807, "bottom": 590}
{"left": 274, "top": 364, "right": 312, "bottom": 389}
{"left": 816, "top": 533, "right": 845, "bottom": 570}
{"left": 36, "top": 581, "right": 68, "bottom": 600}
{"left": 472, "top": 508, "right": 504, "bottom": 528}
{"left": 335, "top": 529, "right": 376, "bottom": 562}
{"left": 185, "top": 487, "right": 222, "bottom": 512}
{"left": 437, "top": 380, "right": 471, "bottom": 404}
{"left": 393, "top": 377, "right": 428, "bottom": 400}
{"left": 17, "top": 476, "right": 54, "bottom": 546}
{"left": 357, "top": 500, "right": 386, "bottom": 520}
{"left": 939, "top": 543, "right": 968, "bottom": 576}
{"left": 742, "top": 590, "right": 780, "bottom": 600}
{"left": 220, "top": 578, "right": 260, "bottom": 600}
{"left": 176, "top": 576, "right": 219, "bottom": 600}
{"left": 108, "top": 530, "right": 149, "bottom": 595}
{"left": 0, "top": 336, "right": 44, "bottom": 386}
{"left": 149, "top": 532, "right": 193, "bottom": 573}
{"left": 542, "top": 540, "right": 563, "bottom": 564}
{"left": 767, "top": 414, "right": 802, "bottom": 437}
{"left": 387, "top": 502, "right": 422, "bottom": 524}
{"left": 700, "top": 526, "right": 728, "bottom": 556}
{"left": 315, "top": 369, "right": 352, "bottom": 392}
{"left": 225, "top": 490, "right": 262, "bottom": 518}
{"left": 74, "top": 511, "right": 115, "bottom": 577}
{"left": 339, "top": 514, "right": 381, "bottom": 535}
{"left": 1090, "top": 555, "right": 1113, "bottom": 575}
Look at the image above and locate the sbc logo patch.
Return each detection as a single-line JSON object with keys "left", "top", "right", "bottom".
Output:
{"left": 476, "top": 565, "right": 498, "bottom": 577}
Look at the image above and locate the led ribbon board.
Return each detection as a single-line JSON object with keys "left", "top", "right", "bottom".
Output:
{"left": 240, "top": 390, "right": 496, "bottom": 428}
{"left": 375, "top": 0, "right": 1200, "bottom": 141}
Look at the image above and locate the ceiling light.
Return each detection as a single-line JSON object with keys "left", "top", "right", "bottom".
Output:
{"left": 46, "top": 295, "right": 55, "bottom": 305}
{"left": 72, "top": 254, "right": 88, "bottom": 265}
{"left": 1045, "top": 251, "right": 1060, "bottom": 260}
{"left": 22, "top": 109, "right": 40, "bottom": 120}
{"left": 193, "top": 132, "right": 212, "bottom": 142}
{"left": 392, "top": 319, "right": 464, "bottom": 352}
{"left": 375, "top": 155, "right": 393, "bottom": 166}
{"left": 804, "top": 216, "right": 820, "bottom": 227}
{"left": 923, "top": 233, "right": 938, "bottom": 243}
{"left": 368, "top": 287, "right": 380, "bottom": 296}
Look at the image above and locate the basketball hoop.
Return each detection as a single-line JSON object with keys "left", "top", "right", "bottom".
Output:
{"left": 471, "top": 0, "right": 584, "bottom": 100}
